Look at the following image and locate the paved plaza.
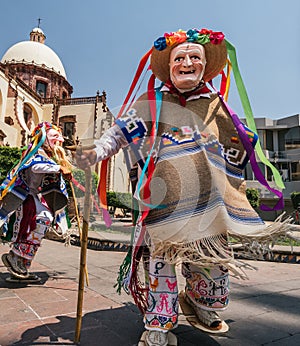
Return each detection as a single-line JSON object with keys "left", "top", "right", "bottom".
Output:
{"left": 0, "top": 228, "right": 299, "bottom": 345}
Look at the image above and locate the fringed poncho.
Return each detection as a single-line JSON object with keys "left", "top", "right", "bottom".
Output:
{"left": 115, "top": 91, "right": 289, "bottom": 273}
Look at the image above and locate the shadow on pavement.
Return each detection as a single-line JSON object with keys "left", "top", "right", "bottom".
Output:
{"left": 10, "top": 303, "right": 222, "bottom": 346}
{"left": 0, "top": 271, "right": 50, "bottom": 288}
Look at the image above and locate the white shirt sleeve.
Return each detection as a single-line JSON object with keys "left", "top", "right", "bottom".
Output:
{"left": 94, "top": 124, "right": 128, "bottom": 161}
{"left": 31, "top": 163, "right": 61, "bottom": 174}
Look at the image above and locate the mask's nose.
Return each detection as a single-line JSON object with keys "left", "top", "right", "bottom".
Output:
{"left": 57, "top": 134, "right": 64, "bottom": 143}
{"left": 183, "top": 55, "right": 192, "bottom": 67}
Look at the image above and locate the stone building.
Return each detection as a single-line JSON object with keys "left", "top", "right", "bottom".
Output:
{"left": 0, "top": 26, "right": 129, "bottom": 194}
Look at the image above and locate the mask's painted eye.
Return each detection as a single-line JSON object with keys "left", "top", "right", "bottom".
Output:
{"left": 174, "top": 57, "right": 184, "bottom": 62}
{"left": 190, "top": 55, "right": 201, "bottom": 61}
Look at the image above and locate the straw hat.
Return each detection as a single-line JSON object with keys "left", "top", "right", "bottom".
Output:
{"left": 150, "top": 28, "right": 228, "bottom": 83}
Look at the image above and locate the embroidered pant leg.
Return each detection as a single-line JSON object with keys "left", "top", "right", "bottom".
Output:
{"left": 11, "top": 195, "right": 53, "bottom": 269}
{"left": 144, "top": 256, "right": 179, "bottom": 331}
{"left": 182, "top": 263, "right": 229, "bottom": 311}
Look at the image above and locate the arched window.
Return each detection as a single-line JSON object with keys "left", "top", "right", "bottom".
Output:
{"left": 23, "top": 103, "right": 38, "bottom": 132}
{"left": 36, "top": 81, "right": 47, "bottom": 97}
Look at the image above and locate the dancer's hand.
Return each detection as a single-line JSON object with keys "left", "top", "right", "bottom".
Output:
{"left": 60, "top": 166, "right": 73, "bottom": 181}
{"left": 76, "top": 149, "right": 97, "bottom": 169}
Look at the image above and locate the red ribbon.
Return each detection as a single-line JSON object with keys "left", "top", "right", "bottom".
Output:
{"left": 219, "top": 70, "right": 227, "bottom": 97}
{"left": 97, "top": 48, "right": 153, "bottom": 228}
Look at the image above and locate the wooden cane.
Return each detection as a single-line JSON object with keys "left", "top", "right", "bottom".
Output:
{"left": 70, "top": 181, "right": 89, "bottom": 287}
{"left": 74, "top": 152, "right": 92, "bottom": 343}
{"left": 69, "top": 182, "right": 82, "bottom": 239}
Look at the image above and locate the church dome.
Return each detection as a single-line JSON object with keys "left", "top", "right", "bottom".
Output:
{"left": 31, "top": 27, "right": 45, "bottom": 35}
{"left": 1, "top": 27, "right": 67, "bottom": 79}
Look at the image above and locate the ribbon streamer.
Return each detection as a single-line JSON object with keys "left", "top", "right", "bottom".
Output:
{"left": 225, "top": 39, "right": 285, "bottom": 191}
{"left": 0, "top": 127, "right": 46, "bottom": 200}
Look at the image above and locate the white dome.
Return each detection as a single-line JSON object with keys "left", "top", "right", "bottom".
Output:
{"left": 31, "top": 27, "right": 45, "bottom": 35}
{"left": 1, "top": 41, "right": 67, "bottom": 78}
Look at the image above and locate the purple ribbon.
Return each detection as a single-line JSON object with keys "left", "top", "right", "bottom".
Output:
{"left": 218, "top": 93, "right": 284, "bottom": 211}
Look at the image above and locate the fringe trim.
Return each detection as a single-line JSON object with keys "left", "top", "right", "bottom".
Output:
{"left": 115, "top": 245, "right": 149, "bottom": 314}
{"left": 150, "top": 233, "right": 252, "bottom": 280}
{"left": 228, "top": 213, "right": 295, "bottom": 260}
{"left": 149, "top": 214, "right": 296, "bottom": 280}
{"left": 115, "top": 246, "right": 132, "bottom": 295}
{"left": 128, "top": 246, "right": 149, "bottom": 314}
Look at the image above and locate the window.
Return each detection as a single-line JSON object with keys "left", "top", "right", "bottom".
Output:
{"left": 265, "top": 130, "right": 273, "bottom": 151}
{"left": 291, "top": 162, "right": 300, "bottom": 181}
{"left": 63, "top": 122, "right": 75, "bottom": 140}
{"left": 278, "top": 129, "right": 288, "bottom": 151}
{"left": 4, "top": 116, "right": 14, "bottom": 125}
{"left": 36, "top": 81, "right": 47, "bottom": 97}
{"left": 23, "top": 104, "right": 33, "bottom": 130}
{"left": 257, "top": 129, "right": 265, "bottom": 149}
{"left": 59, "top": 115, "right": 76, "bottom": 142}
{"left": 285, "top": 127, "right": 300, "bottom": 150}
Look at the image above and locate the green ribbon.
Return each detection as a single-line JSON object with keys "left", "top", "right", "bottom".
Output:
{"left": 225, "top": 39, "right": 285, "bottom": 190}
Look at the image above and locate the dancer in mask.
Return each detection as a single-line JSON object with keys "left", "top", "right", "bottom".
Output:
{"left": 1, "top": 122, "right": 72, "bottom": 281}
{"left": 76, "top": 28, "right": 288, "bottom": 346}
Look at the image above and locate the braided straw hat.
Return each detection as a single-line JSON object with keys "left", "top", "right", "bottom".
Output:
{"left": 150, "top": 28, "right": 228, "bottom": 83}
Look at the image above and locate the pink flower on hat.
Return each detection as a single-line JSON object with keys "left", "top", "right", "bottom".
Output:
{"left": 209, "top": 31, "right": 225, "bottom": 44}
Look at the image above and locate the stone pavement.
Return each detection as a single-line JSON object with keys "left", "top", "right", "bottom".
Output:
{"left": 0, "top": 227, "right": 300, "bottom": 346}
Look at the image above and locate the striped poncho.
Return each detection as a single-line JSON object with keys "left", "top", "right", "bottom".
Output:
{"left": 116, "top": 90, "right": 271, "bottom": 265}
{"left": 109, "top": 88, "right": 292, "bottom": 312}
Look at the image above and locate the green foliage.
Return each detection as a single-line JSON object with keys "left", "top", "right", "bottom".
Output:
{"left": 107, "top": 191, "right": 132, "bottom": 216}
{"left": 68, "top": 168, "right": 99, "bottom": 198}
{"left": 0, "top": 147, "right": 22, "bottom": 182}
{"left": 246, "top": 188, "right": 260, "bottom": 209}
{"left": 290, "top": 191, "right": 300, "bottom": 209}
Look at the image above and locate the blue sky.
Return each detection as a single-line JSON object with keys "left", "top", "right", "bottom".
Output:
{"left": 0, "top": 0, "right": 299, "bottom": 120}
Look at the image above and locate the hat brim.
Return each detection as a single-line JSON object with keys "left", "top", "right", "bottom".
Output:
{"left": 150, "top": 40, "right": 227, "bottom": 83}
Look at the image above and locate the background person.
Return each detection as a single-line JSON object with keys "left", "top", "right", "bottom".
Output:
{"left": 0, "top": 122, "right": 72, "bottom": 281}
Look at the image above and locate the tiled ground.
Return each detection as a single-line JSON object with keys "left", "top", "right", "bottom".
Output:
{"left": 0, "top": 246, "right": 122, "bottom": 345}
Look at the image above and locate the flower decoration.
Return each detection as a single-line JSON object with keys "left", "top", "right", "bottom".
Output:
{"left": 165, "top": 30, "right": 186, "bottom": 46}
{"left": 209, "top": 31, "right": 225, "bottom": 44}
{"left": 199, "top": 28, "right": 212, "bottom": 35}
{"left": 153, "top": 28, "right": 225, "bottom": 51}
{"left": 154, "top": 36, "right": 167, "bottom": 51}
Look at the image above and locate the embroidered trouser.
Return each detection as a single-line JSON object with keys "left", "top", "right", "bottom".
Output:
{"left": 144, "top": 256, "right": 229, "bottom": 331}
{"left": 11, "top": 195, "right": 53, "bottom": 269}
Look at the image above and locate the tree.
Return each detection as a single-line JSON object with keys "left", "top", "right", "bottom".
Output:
{"left": 107, "top": 191, "right": 132, "bottom": 217}
{"left": 246, "top": 188, "right": 260, "bottom": 209}
{"left": 0, "top": 147, "right": 22, "bottom": 182}
{"left": 69, "top": 168, "right": 99, "bottom": 198}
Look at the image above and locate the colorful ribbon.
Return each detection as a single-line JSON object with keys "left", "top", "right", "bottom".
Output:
{"left": 218, "top": 93, "right": 284, "bottom": 211}
{"left": 72, "top": 177, "right": 102, "bottom": 214}
{"left": 225, "top": 40, "right": 285, "bottom": 192}
{"left": 97, "top": 49, "right": 153, "bottom": 228}
{"left": 135, "top": 76, "right": 163, "bottom": 216}
{"left": 0, "top": 127, "right": 46, "bottom": 200}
